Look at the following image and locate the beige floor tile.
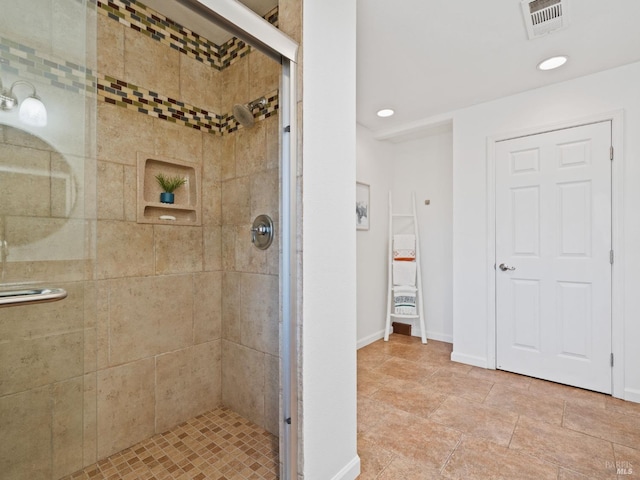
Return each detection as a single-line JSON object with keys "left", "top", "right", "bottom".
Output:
{"left": 430, "top": 396, "right": 518, "bottom": 446}
{"left": 364, "top": 408, "right": 461, "bottom": 470}
{"left": 428, "top": 370, "right": 493, "bottom": 402}
{"left": 442, "top": 435, "right": 558, "bottom": 480}
{"left": 510, "top": 415, "right": 615, "bottom": 477}
{"left": 357, "top": 436, "right": 395, "bottom": 480}
{"left": 484, "top": 383, "right": 565, "bottom": 425}
{"left": 606, "top": 396, "right": 640, "bottom": 418}
{"left": 370, "top": 377, "right": 448, "bottom": 419}
{"left": 358, "top": 396, "right": 395, "bottom": 433}
{"left": 528, "top": 378, "right": 607, "bottom": 409}
{"left": 374, "top": 356, "right": 440, "bottom": 383}
{"left": 564, "top": 402, "right": 640, "bottom": 449}
{"left": 377, "top": 454, "right": 445, "bottom": 479}
{"left": 613, "top": 443, "right": 640, "bottom": 479}
{"left": 467, "top": 366, "right": 533, "bottom": 389}
{"left": 557, "top": 468, "right": 615, "bottom": 480}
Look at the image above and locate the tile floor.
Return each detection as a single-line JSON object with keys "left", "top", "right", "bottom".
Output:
{"left": 357, "top": 334, "right": 640, "bottom": 480}
{"left": 62, "top": 407, "right": 278, "bottom": 480}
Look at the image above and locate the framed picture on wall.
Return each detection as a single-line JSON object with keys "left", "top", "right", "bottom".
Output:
{"left": 356, "top": 182, "right": 370, "bottom": 230}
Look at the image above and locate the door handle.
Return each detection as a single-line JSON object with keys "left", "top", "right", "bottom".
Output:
{"left": 499, "top": 263, "right": 516, "bottom": 271}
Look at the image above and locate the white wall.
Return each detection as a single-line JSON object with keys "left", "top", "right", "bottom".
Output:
{"left": 356, "top": 125, "right": 454, "bottom": 346}
{"left": 390, "top": 131, "right": 453, "bottom": 342}
{"left": 452, "top": 61, "right": 640, "bottom": 402}
{"left": 356, "top": 124, "right": 393, "bottom": 346}
{"left": 301, "top": 0, "right": 360, "bottom": 479}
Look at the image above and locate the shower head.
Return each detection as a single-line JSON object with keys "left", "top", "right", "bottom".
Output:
{"left": 232, "top": 97, "right": 266, "bottom": 128}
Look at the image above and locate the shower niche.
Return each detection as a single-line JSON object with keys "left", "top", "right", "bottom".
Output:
{"left": 136, "top": 153, "right": 201, "bottom": 225}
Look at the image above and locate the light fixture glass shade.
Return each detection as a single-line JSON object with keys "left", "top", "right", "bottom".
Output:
{"left": 19, "top": 95, "right": 47, "bottom": 126}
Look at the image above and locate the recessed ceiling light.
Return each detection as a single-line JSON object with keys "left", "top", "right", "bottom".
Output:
{"left": 537, "top": 55, "right": 568, "bottom": 71}
{"left": 376, "top": 108, "right": 394, "bottom": 118}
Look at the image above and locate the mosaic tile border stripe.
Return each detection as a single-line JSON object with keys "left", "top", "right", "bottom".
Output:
{"left": 97, "top": 74, "right": 279, "bottom": 135}
{"left": 97, "top": 0, "right": 279, "bottom": 71}
{"left": 0, "top": 37, "right": 96, "bottom": 97}
{"left": 1, "top": 36, "right": 279, "bottom": 136}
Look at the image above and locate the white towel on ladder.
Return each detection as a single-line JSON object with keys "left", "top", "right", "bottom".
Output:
{"left": 393, "top": 234, "right": 416, "bottom": 260}
{"left": 393, "top": 261, "right": 416, "bottom": 286}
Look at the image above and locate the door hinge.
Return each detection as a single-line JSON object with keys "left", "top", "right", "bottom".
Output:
{"left": 610, "top": 250, "right": 614, "bottom": 264}
{"left": 610, "top": 146, "right": 614, "bottom": 161}
{"left": 284, "top": 125, "right": 291, "bottom": 133}
{"left": 611, "top": 353, "right": 614, "bottom": 367}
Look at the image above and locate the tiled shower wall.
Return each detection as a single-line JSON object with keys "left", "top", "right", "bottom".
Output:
{"left": 94, "top": 0, "right": 281, "bottom": 466}
{"left": 0, "top": 0, "right": 284, "bottom": 477}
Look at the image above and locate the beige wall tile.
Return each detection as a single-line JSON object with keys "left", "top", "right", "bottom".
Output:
{"left": 83, "top": 373, "right": 98, "bottom": 466}
{"left": 97, "top": 14, "right": 125, "bottom": 79}
{"left": 221, "top": 225, "right": 236, "bottom": 271}
{"left": 52, "top": 377, "right": 84, "bottom": 479}
{"left": 97, "top": 358, "right": 155, "bottom": 459}
{"left": 95, "top": 280, "right": 110, "bottom": 371}
{"left": 202, "top": 169, "right": 222, "bottom": 226}
{"left": 124, "top": 28, "right": 179, "bottom": 99}
{"left": 234, "top": 223, "right": 268, "bottom": 274}
{"left": 202, "top": 132, "right": 222, "bottom": 183}
{"left": 194, "top": 271, "right": 222, "bottom": 343}
{"left": 222, "top": 272, "right": 278, "bottom": 356}
{"left": 155, "top": 341, "right": 222, "bottom": 432}
{"left": 251, "top": 169, "right": 279, "bottom": 223}
{"left": 0, "top": 331, "right": 83, "bottom": 396}
{"left": 264, "top": 353, "right": 280, "bottom": 436}
{"left": 203, "top": 225, "right": 222, "bottom": 272}
{"left": 265, "top": 114, "right": 280, "bottom": 171}
{"left": 179, "top": 54, "right": 221, "bottom": 114}
{"left": 0, "top": 386, "right": 52, "bottom": 480}
{"left": 221, "top": 177, "right": 251, "bottom": 225}
{"left": 235, "top": 120, "right": 267, "bottom": 177}
{"left": 218, "top": 133, "right": 236, "bottom": 181}
{"left": 108, "top": 275, "right": 193, "bottom": 365}
{"left": 222, "top": 340, "right": 265, "bottom": 428}
{"left": 154, "top": 225, "right": 203, "bottom": 274}
{"left": 0, "top": 144, "right": 51, "bottom": 217}
{"left": 96, "top": 220, "right": 154, "bottom": 279}
{"left": 0, "top": 0, "right": 51, "bottom": 56}
{"left": 0, "top": 281, "right": 84, "bottom": 341}
{"left": 153, "top": 119, "right": 203, "bottom": 164}
{"left": 221, "top": 56, "right": 249, "bottom": 115}
{"left": 123, "top": 165, "right": 137, "bottom": 222}
{"left": 249, "top": 50, "right": 280, "bottom": 100}
{"left": 97, "top": 102, "right": 155, "bottom": 165}
{"left": 97, "top": 161, "right": 124, "bottom": 220}
{"left": 51, "top": 0, "right": 92, "bottom": 65}
{"left": 278, "top": 0, "right": 302, "bottom": 43}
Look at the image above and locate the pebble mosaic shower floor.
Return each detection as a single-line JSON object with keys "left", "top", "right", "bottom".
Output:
{"left": 62, "top": 407, "right": 278, "bottom": 480}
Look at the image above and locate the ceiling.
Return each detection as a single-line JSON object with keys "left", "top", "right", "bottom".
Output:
{"left": 357, "top": 0, "right": 640, "bottom": 136}
{"left": 138, "top": 1, "right": 640, "bottom": 137}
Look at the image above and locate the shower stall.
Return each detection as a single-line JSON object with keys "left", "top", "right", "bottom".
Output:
{"left": 0, "top": 0, "right": 298, "bottom": 478}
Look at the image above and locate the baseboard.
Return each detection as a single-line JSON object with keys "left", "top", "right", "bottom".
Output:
{"left": 425, "top": 331, "right": 453, "bottom": 344}
{"left": 357, "top": 329, "right": 453, "bottom": 348}
{"left": 450, "top": 351, "right": 488, "bottom": 369}
{"left": 624, "top": 388, "right": 640, "bottom": 404}
{"left": 357, "top": 330, "right": 385, "bottom": 349}
{"left": 330, "top": 455, "right": 361, "bottom": 480}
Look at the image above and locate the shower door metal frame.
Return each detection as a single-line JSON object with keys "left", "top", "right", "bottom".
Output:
{"left": 176, "top": 1, "right": 299, "bottom": 478}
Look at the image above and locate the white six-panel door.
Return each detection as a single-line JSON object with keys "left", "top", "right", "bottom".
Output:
{"left": 495, "top": 121, "right": 612, "bottom": 393}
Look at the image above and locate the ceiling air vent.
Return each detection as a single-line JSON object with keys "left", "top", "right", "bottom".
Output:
{"left": 521, "top": 0, "right": 569, "bottom": 40}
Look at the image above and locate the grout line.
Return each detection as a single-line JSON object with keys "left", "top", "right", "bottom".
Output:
{"left": 507, "top": 414, "right": 519, "bottom": 448}
{"left": 439, "top": 433, "right": 463, "bottom": 476}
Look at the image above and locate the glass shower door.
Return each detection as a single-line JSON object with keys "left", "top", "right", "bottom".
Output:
{"left": 0, "top": 1, "right": 95, "bottom": 479}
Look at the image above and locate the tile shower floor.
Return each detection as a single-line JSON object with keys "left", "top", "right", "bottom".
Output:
{"left": 358, "top": 334, "right": 640, "bottom": 479}
{"left": 63, "top": 407, "right": 278, "bottom": 480}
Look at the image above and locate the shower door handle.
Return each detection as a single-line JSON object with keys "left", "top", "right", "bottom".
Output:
{"left": 0, "top": 287, "right": 67, "bottom": 307}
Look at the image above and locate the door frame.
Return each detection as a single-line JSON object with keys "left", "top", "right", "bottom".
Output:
{"left": 486, "top": 110, "right": 625, "bottom": 398}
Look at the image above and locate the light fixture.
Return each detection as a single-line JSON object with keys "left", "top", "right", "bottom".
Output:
{"left": 537, "top": 55, "right": 568, "bottom": 71}
{"left": 0, "top": 77, "right": 48, "bottom": 126}
{"left": 377, "top": 108, "right": 395, "bottom": 118}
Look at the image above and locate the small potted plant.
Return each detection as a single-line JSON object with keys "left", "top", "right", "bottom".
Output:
{"left": 155, "top": 173, "right": 187, "bottom": 204}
